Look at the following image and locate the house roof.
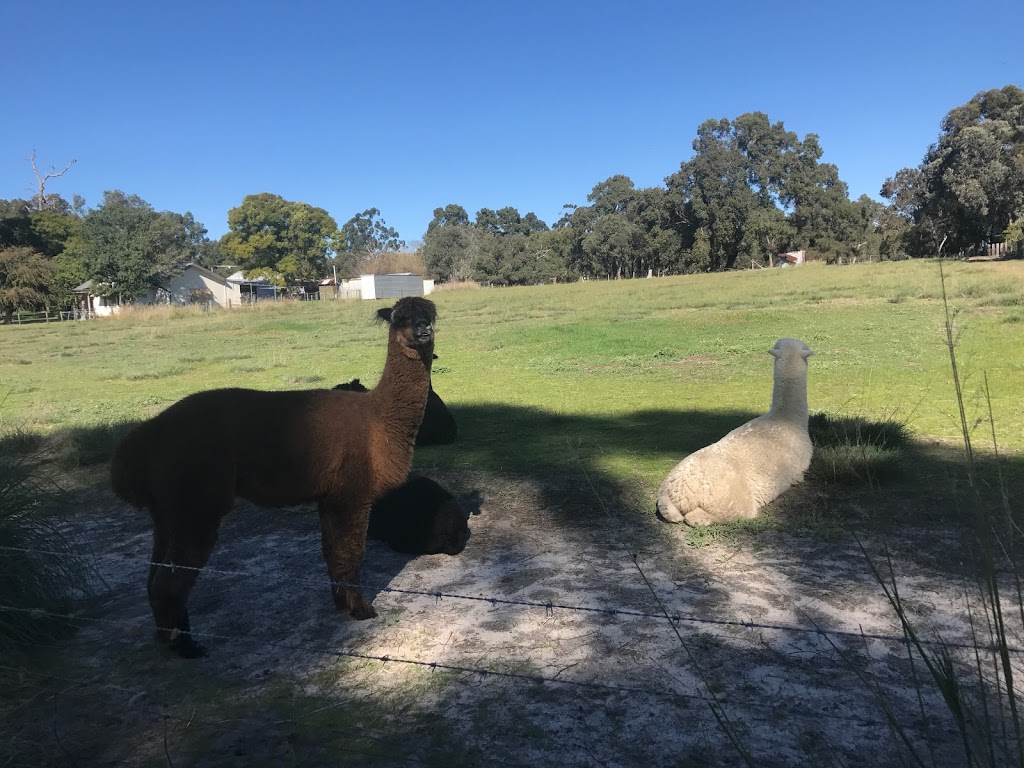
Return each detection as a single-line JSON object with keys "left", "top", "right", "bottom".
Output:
{"left": 177, "top": 263, "right": 230, "bottom": 286}
{"left": 75, "top": 264, "right": 230, "bottom": 295}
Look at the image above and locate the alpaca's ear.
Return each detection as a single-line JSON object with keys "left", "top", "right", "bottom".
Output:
{"left": 376, "top": 307, "right": 393, "bottom": 324}
{"left": 801, "top": 347, "right": 815, "bottom": 359}
{"left": 432, "top": 353, "right": 438, "bottom": 360}
{"left": 768, "top": 348, "right": 780, "bottom": 358}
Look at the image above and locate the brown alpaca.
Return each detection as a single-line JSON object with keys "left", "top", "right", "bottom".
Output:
{"left": 110, "top": 297, "right": 437, "bottom": 658}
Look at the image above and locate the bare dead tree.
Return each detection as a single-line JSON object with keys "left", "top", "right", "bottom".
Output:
{"left": 29, "top": 150, "right": 76, "bottom": 211}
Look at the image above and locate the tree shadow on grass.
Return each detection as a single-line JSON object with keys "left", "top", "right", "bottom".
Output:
{"left": 418, "top": 402, "right": 1024, "bottom": 537}
{"left": 2, "top": 404, "right": 1022, "bottom": 766}
{"left": 3, "top": 400, "right": 1022, "bottom": 546}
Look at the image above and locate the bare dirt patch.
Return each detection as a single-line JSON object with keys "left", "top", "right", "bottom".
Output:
{"left": 2, "top": 470, "right": 1007, "bottom": 767}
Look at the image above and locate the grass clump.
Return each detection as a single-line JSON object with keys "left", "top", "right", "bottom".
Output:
{"left": 0, "top": 441, "right": 93, "bottom": 655}
{"left": 53, "top": 420, "right": 138, "bottom": 469}
{"left": 123, "top": 365, "right": 186, "bottom": 381}
{"left": 807, "top": 412, "right": 910, "bottom": 485}
{"left": 285, "top": 374, "right": 324, "bottom": 385}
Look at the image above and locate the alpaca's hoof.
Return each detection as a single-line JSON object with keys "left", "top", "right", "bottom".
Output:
{"left": 169, "top": 634, "right": 207, "bottom": 659}
{"left": 333, "top": 588, "right": 378, "bottom": 620}
{"left": 349, "top": 600, "right": 378, "bottom": 621}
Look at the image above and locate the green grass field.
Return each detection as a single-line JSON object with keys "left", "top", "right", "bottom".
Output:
{"left": 1, "top": 258, "right": 1022, "bottom": 522}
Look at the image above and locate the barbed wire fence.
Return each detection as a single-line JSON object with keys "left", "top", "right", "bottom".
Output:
{"left": 3, "top": 543, "right": 1017, "bottom": 655}
{"left": 2, "top": 593, "right": 905, "bottom": 768}
{"left": 0, "top": 594, "right": 931, "bottom": 766}
{"left": 1, "top": 458, "right": 1011, "bottom": 768}
{"left": 0, "top": 530, "right": 1007, "bottom": 767}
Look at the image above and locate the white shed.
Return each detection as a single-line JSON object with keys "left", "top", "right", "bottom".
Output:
{"left": 167, "top": 264, "right": 241, "bottom": 307}
{"left": 775, "top": 250, "right": 806, "bottom": 267}
{"left": 358, "top": 273, "right": 428, "bottom": 300}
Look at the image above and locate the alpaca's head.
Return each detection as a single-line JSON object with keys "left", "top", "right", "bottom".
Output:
{"left": 377, "top": 297, "right": 437, "bottom": 360}
{"left": 768, "top": 338, "right": 813, "bottom": 366}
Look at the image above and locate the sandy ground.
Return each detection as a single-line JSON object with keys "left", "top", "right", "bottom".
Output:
{"left": 4, "top": 469, "right": 1015, "bottom": 767}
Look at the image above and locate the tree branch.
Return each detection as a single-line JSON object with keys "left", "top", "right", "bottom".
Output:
{"left": 29, "top": 150, "right": 77, "bottom": 211}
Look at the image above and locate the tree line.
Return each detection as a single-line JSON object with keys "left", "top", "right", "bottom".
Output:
{"left": 1, "top": 86, "right": 1021, "bottom": 320}
{"left": 422, "top": 85, "right": 1023, "bottom": 283}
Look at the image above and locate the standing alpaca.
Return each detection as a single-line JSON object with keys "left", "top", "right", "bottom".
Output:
{"left": 657, "top": 338, "right": 814, "bottom": 527}
{"left": 110, "top": 297, "right": 437, "bottom": 658}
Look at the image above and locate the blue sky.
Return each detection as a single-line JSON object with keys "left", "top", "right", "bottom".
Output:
{"left": 2, "top": 0, "right": 1021, "bottom": 246}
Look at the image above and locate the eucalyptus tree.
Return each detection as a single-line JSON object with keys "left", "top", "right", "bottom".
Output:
{"left": 883, "top": 85, "right": 1024, "bottom": 254}
{"left": 420, "top": 204, "right": 476, "bottom": 282}
{"left": 0, "top": 246, "right": 54, "bottom": 322}
{"left": 80, "top": 191, "right": 214, "bottom": 297}
{"left": 340, "top": 208, "right": 406, "bottom": 263}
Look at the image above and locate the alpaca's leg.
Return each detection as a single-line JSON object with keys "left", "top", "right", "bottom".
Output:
{"left": 146, "top": 522, "right": 169, "bottom": 596}
{"left": 148, "top": 517, "right": 220, "bottom": 659}
{"left": 318, "top": 500, "right": 377, "bottom": 620}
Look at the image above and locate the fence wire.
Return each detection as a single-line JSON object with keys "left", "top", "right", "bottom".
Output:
{"left": 0, "top": 520, "right": 987, "bottom": 766}
{"left": 1, "top": 544, "right": 1019, "bottom": 655}
{"left": 0, "top": 602, "right": 900, "bottom": 729}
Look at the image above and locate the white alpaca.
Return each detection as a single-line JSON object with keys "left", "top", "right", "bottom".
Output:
{"left": 657, "top": 338, "right": 814, "bottom": 527}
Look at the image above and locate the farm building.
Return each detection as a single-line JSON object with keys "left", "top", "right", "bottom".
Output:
{"left": 224, "top": 271, "right": 281, "bottom": 302}
{"left": 318, "top": 274, "right": 433, "bottom": 301}
{"left": 71, "top": 266, "right": 427, "bottom": 315}
{"left": 344, "top": 274, "right": 434, "bottom": 300}
{"left": 71, "top": 265, "right": 256, "bottom": 316}
{"left": 774, "top": 250, "right": 806, "bottom": 267}
{"left": 71, "top": 279, "right": 167, "bottom": 317}
{"left": 167, "top": 264, "right": 241, "bottom": 307}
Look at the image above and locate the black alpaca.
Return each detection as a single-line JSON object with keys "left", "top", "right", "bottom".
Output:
{"left": 368, "top": 475, "right": 470, "bottom": 555}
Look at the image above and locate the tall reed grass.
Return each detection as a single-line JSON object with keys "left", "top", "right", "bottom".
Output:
{"left": 856, "top": 261, "right": 1023, "bottom": 767}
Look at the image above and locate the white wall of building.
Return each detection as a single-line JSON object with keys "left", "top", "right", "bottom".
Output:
{"left": 167, "top": 266, "right": 241, "bottom": 307}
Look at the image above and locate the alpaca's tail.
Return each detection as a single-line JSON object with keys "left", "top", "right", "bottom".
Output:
{"left": 110, "top": 425, "right": 151, "bottom": 509}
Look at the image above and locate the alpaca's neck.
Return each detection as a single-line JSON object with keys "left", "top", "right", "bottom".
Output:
{"left": 371, "top": 337, "right": 432, "bottom": 444}
{"left": 768, "top": 360, "right": 809, "bottom": 427}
